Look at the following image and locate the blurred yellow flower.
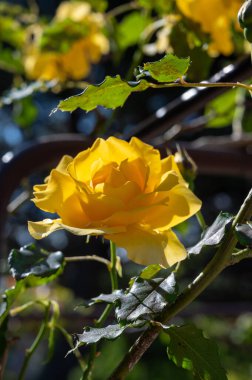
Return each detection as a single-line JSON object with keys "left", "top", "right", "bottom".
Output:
{"left": 24, "top": 1, "right": 109, "bottom": 81}
{"left": 28, "top": 137, "right": 201, "bottom": 267}
{"left": 176, "top": 0, "right": 243, "bottom": 56}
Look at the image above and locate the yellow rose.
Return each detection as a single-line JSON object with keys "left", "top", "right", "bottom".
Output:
{"left": 176, "top": 0, "right": 243, "bottom": 56}
{"left": 23, "top": 1, "right": 109, "bottom": 81}
{"left": 28, "top": 137, "right": 201, "bottom": 267}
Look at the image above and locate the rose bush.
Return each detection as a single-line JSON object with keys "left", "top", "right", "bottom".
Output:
{"left": 28, "top": 137, "right": 201, "bottom": 267}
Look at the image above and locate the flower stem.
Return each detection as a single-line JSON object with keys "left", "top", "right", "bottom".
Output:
{"left": 109, "top": 241, "right": 118, "bottom": 291}
{"left": 65, "top": 255, "right": 110, "bottom": 267}
{"left": 18, "top": 302, "right": 50, "bottom": 380}
{"left": 108, "top": 188, "right": 252, "bottom": 380}
{"left": 56, "top": 324, "right": 86, "bottom": 371}
{"left": 196, "top": 210, "right": 207, "bottom": 231}
{"left": 80, "top": 242, "right": 118, "bottom": 380}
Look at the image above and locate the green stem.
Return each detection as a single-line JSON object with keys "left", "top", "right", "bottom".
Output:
{"left": 18, "top": 302, "right": 51, "bottom": 380}
{"left": 229, "top": 248, "right": 252, "bottom": 266}
{"left": 65, "top": 255, "right": 110, "bottom": 267}
{"left": 108, "top": 188, "right": 252, "bottom": 380}
{"left": 56, "top": 324, "right": 86, "bottom": 371}
{"left": 196, "top": 210, "right": 207, "bottom": 231}
{"left": 109, "top": 241, "right": 118, "bottom": 291}
{"left": 81, "top": 242, "right": 118, "bottom": 380}
{"left": 147, "top": 79, "right": 252, "bottom": 93}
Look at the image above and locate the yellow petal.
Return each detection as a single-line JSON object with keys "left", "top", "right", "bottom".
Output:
{"left": 79, "top": 191, "right": 125, "bottom": 221}
{"left": 129, "top": 137, "right": 162, "bottom": 191}
{"left": 161, "top": 156, "right": 186, "bottom": 185}
{"left": 156, "top": 171, "right": 180, "bottom": 191}
{"left": 28, "top": 218, "right": 126, "bottom": 240}
{"left": 120, "top": 158, "right": 149, "bottom": 191}
{"left": 106, "top": 227, "right": 186, "bottom": 267}
{"left": 142, "top": 184, "right": 201, "bottom": 229}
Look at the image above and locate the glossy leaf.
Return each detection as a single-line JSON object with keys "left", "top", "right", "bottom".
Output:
{"left": 75, "top": 324, "right": 127, "bottom": 347}
{"left": 165, "top": 324, "right": 227, "bottom": 380}
{"left": 116, "top": 273, "right": 177, "bottom": 323}
{"left": 83, "top": 290, "right": 123, "bottom": 308}
{"left": 188, "top": 212, "right": 233, "bottom": 256}
{"left": 235, "top": 223, "right": 252, "bottom": 247}
{"left": 136, "top": 54, "right": 190, "bottom": 83}
{"left": 8, "top": 243, "right": 65, "bottom": 284}
{"left": 57, "top": 76, "right": 149, "bottom": 112}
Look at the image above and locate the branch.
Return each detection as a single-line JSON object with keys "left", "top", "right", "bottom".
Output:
{"left": 229, "top": 248, "right": 252, "bottom": 266}
{"left": 108, "top": 188, "right": 252, "bottom": 380}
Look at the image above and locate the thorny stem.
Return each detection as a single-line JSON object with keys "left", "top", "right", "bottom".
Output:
{"left": 108, "top": 188, "right": 252, "bottom": 380}
{"left": 81, "top": 242, "right": 119, "bottom": 380}
{"left": 18, "top": 302, "right": 51, "bottom": 380}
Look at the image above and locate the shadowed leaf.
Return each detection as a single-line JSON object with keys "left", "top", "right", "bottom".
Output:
{"left": 165, "top": 324, "right": 227, "bottom": 380}
{"left": 9, "top": 243, "right": 65, "bottom": 283}
{"left": 188, "top": 212, "right": 233, "bottom": 256}
{"left": 235, "top": 223, "right": 252, "bottom": 247}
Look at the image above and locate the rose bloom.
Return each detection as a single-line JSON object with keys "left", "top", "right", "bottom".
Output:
{"left": 28, "top": 137, "right": 201, "bottom": 267}
{"left": 24, "top": 1, "right": 109, "bottom": 81}
{"left": 176, "top": 0, "right": 242, "bottom": 56}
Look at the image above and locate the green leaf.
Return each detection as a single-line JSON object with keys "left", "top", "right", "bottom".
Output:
{"left": 1, "top": 244, "right": 65, "bottom": 326}
{"left": 13, "top": 96, "right": 38, "bottom": 128}
{"left": 205, "top": 89, "right": 237, "bottom": 128}
{"left": 0, "top": 46, "right": 23, "bottom": 74}
{"left": 116, "top": 11, "right": 150, "bottom": 50}
{"left": 0, "top": 281, "right": 24, "bottom": 326}
{"left": 116, "top": 273, "right": 177, "bottom": 323}
{"left": 57, "top": 75, "right": 149, "bottom": 113}
{"left": 139, "top": 264, "right": 163, "bottom": 280}
{"left": 137, "top": 0, "right": 172, "bottom": 13}
{"left": 8, "top": 243, "right": 65, "bottom": 284}
{"left": 235, "top": 223, "right": 252, "bottom": 247}
{"left": 74, "top": 324, "right": 127, "bottom": 347}
{"left": 188, "top": 212, "right": 233, "bottom": 256}
{"left": 165, "top": 325, "right": 227, "bottom": 380}
{"left": 90, "top": 290, "right": 123, "bottom": 306}
{"left": 136, "top": 54, "right": 191, "bottom": 83}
